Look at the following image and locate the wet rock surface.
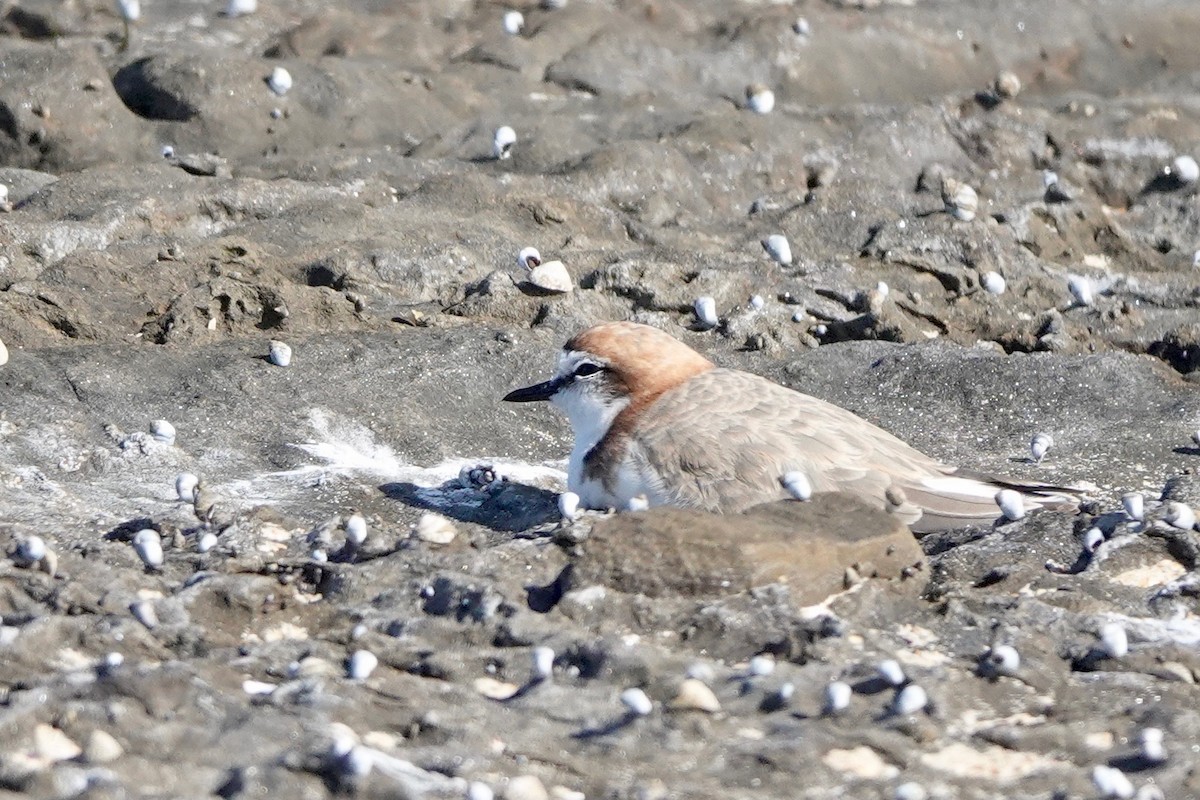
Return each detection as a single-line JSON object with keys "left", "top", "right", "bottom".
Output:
{"left": 2, "top": 0, "right": 1200, "bottom": 797}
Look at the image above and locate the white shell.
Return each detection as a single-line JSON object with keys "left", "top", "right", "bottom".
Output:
{"left": 1030, "top": 432, "right": 1053, "bottom": 462}
{"left": 502, "top": 10, "right": 524, "bottom": 35}
{"left": 943, "top": 180, "right": 978, "bottom": 221}
{"left": 620, "top": 687, "right": 653, "bottom": 716}
{"left": 876, "top": 281, "right": 890, "bottom": 298}
{"left": 0, "top": 337, "right": 7, "bottom": 367}
{"left": 468, "top": 782, "right": 496, "bottom": 800}
{"left": 268, "top": 340, "right": 292, "bottom": 367}
{"left": 626, "top": 494, "right": 650, "bottom": 512}
{"left": 1084, "top": 527, "right": 1104, "bottom": 552}
{"left": 763, "top": 234, "right": 792, "bottom": 265}
{"left": 242, "top": 679, "right": 276, "bottom": 696}
{"left": 493, "top": 126, "right": 517, "bottom": 160}
{"left": 780, "top": 470, "right": 812, "bottom": 501}
{"left": 995, "top": 489, "right": 1025, "bottom": 521}
{"left": 1165, "top": 501, "right": 1196, "bottom": 530}
{"left": 344, "top": 513, "right": 368, "bottom": 546}
{"left": 1171, "top": 154, "right": 1199, "bottom": 184}
{"left": 0, "top": 183, "right": 8, "bottom": 204}
{"left": 175, "top": 472, "right": 199, "bottom": 502}
{"left": 1193, "top": 249, "right": 1200, "bottom": 269}
{"left": 268, "top": 67, "right": 293, "bottom": 97}
{"left": 150, "top": 419, "right": 176, "bottom": 445}
{"left": 1121, "top": 492, "right": 1144, "bottom": 522}
{"left": 670, "top": 678, "right": 720, "bottom": 712}
{"left": 198, "top": 532, "right": 218, "bottom": 553}
{"left": 1192, "top": 429, "right": 1200, "bottom": 446}
{"left": 541, "top": 0, "right": 567, "bottom": 8}
{"left": 132, "top": 529, "right": 164, "bottom": 568}
{"left": 823, "top": 680, "right": 852, "bottom": 714}
{"left": 745, "top": 84, "right": 775, "bottom": 114}
{"left": 994, "top": 70, "right": 1021, "bottom": 99}
{"left": 18, "top": 535, "right": 47, "bottom": 563}
{"left": 1067, "top": 274, "right": 1094, "bottom": 306}
{"left": 793, "top": 17, "right": 811, "bottom": 37}
{"left": 347, "top": 649, "right": 378, "bottom": 680}
{"left": 517, "top": 246, "right": 541, "bottom": 269}
{"left": 225, "top": 0, "right": 256, "bottom": 16}
{"left": 558, "top": 491, "right": 580, "bottom": 521}
{"left": 116, "top": 0, "right": 140, "bottom": 21}
{"left": 1135, "top": 786, "right": 1165, "bottom": 800}
{"left": 877, "top": 659, "right": 905, "bottom": 686}
{"left": 749, "top": 294, "right": 765, "bottom": 310}
{"left": 985, "top": 644, "right": 1020, "bottom": 676}
{"left": 894, "top": 783, "right": 927, "bottom": 800}
{"left": 1092, "top": 765, "right": 1134, "bottom": 799}
{"left": 415, "top": 512, "right": 457, "bottom": 544}
{"left": 527, "top": 261, "right": 573, "bottom": 293}
{"left": 694, "top": 296, "right": 718, "bottom": 329}
{"left": 130, "top": 599, "right": 158, "bottom": 629}
{"left": 1042, "top": 170, "right": 1059, "bottom": 189}
{"left": 980, "top": 272, "right": 1006, "bottom": 295}
{"left": 1139, "top": 727, "right": 1166, "bottom": 763}
{"left": 1098, "top": 622, "right": 1129, "bottom": 658}
{"left": 531, "top": 646, "right": 554, "bottom": 680}
{"left": 748, "top": 655, "right": 775, "bottom": 677}
{"left": 892, "top": 684, "right": 928, "bottom": 715}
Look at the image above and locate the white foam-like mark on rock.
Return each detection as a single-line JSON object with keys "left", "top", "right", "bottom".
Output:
{"left": 228, "top": 409, "right": 566, "bottom": 510}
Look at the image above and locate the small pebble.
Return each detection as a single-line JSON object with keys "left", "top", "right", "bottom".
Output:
{"left": 267, "top": 66, "right": 293, "bottom": 97}
{"left": 1165, "top": 501, "right": 1196, "bottom": 530}
{"left": 0, "top": 337, "right": 7, "bottom": 366}
{"left": 493, "top": 126, "right": 517, "bottom": 160}
{"left": 1092, "top": 765, "right": 1134, "bottom": 799}
{"left": 17, "top": 535, "right": 47, "bottom": 564}
{"left": 130, "top": 599, "right": 158, "bottom": 629}
{"left": 626, "top": 494, "right": 649, "bottom": 512}
{"left": 558, "top": 491, "right": 580, "bottom": 522}
{"left": 1121, "top": 492, "right": 1143, "bottom": 522}
{"left": 1139, "top": 727, "right": 1166, "bottom": 764}
{"left": 1030, "top": 432, "right": 1053, "bottom": 463}
{"left": 132, "top": 529, "right": 164, "bottom": 569}
{"left": 116, "top": 0, "right": 139, "bottom": 21}
{"left": 225, "top": 0, "right": 256, "bottom": 16}
{"left": 468, "top": 782, "right": 496, "bottom": 800}
{"left": 1098, "top": 622, "right": 1129, "bottom": 658}
{"left": 762, "top": 234, "right": 792, "bottom": 265}
{"left": 175, "top": 472, "right": 199, "bottom": 502}
{"left": 503, "top": 775, "right": 549, "bottom": 800}
{"left": 83, "top": 730, "right": 124, "bottom": 764}
{"left": 793, "top": 17, "right": 811, "bottom": 37}
{"left": 531, "top": 646, "right": 554, "bottom": 681}
{"left": 197, "top": 532, "right": 218, "bottom": 553}
{"left": 745, "top": 83, "right": 775, "bottom": 114}
{"left": 823, "top": 681, "right": 852, "bottom": 715}
{"left": 268, "top": 340, "right": 292, "bottom": 367}
{"left": 620, "top": 687, "right": 653, "bottom": 717}
{"left": 694, "top": 296, "right": 718, "bottom": 329}
{"left": 415, "top": 512, "right": 457, "bottom": 544}
{"left": 344, "top": 512, "right": 368, "bottom": 546}
{"left": 780, "top": 470, "right": 812, "bottom": 501}
{"left": 1135, "top": 787, "right": 1165, "bottom": 800}
{"left": 877, "top": 659, "right": 906, "bottom": 686}
{"left": 670, "top": 678, "right": 720, "bottom": 713}
{"left": 749, "top": 294, "right": 765, "bottom": 311}
{"left": 150, "top": 419, "right": 176, "bottom": 446}
{"left": 502, "top": 10, "right": 524, "bottom": 35}
{"left": 942, "top": 178, "right": 978, "bottom": 221}
{"left": 347, "top": 649, "right": 378, "bottom": 680}
{"left": 983, "top": 644, "right": 1020, "bottom": 676}
{"left": 748, "top": 654, "right": 775, "bottom": 677}
{"left": 994, "top": 70, "right": 1021, "bottom": 99}
{"left": 894, "top": 782, "right": 927, "bottom": 800}
{"left": 995, "top": 489, "right": 1025, "bottom": 521}
{"left": 1170, "top": 154, "right": 1199, "bottom": 185}
{"left": 685, "top": 662, "right": 716, "bottom": 682}
{"left": 1084, "top": 527, "right": 1104, "bottom": 553}
{"left": 892, "top": 684, "right": 928, "bottom": 715}
{"left": 1067, "top": 274, "right": 1094, "bottom": 306}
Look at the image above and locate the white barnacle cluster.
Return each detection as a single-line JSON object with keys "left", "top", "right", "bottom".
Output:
{"left": 517, "top": 246, "right": 572, "bottom": 293}
{"left": 744, "top": 83, "right": 775, "bottom": 114}
{"left": 941, "top": 178, "right": 978, "bottom": 221}
{"left": 493, "top": 126, "right": 517, "bottom": 160}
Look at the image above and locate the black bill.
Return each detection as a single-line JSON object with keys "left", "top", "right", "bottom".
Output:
{"left": 503, "top": 378, "right": 560, "bottom": 403}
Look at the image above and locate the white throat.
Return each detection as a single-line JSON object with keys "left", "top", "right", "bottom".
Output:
{"left": 551, "top": 386, "right": 629, "bottom": 499}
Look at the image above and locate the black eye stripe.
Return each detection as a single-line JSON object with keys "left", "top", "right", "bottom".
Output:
{"left": 573, "top": 362, "right": 603, "bottom": 378}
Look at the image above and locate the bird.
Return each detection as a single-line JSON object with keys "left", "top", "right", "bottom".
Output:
{"left": 503, "top": 322, "right": 1086, "bottom": 533}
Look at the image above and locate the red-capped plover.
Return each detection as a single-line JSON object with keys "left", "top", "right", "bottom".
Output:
{"left": 504, "top": 321, "right": 1085, "bottom": 532}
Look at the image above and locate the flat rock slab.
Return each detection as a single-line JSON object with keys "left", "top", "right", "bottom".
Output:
{"left": 570, "top": 495, "right": 923, "bottom": 604}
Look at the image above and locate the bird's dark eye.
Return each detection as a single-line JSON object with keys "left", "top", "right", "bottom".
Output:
{"left": 573, "top": 362, "right": 603, "bottom": 378}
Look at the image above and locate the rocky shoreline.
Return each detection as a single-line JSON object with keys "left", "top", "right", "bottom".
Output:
{"left": 2, "top": 1, "right": 1200, "bottom": 798}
